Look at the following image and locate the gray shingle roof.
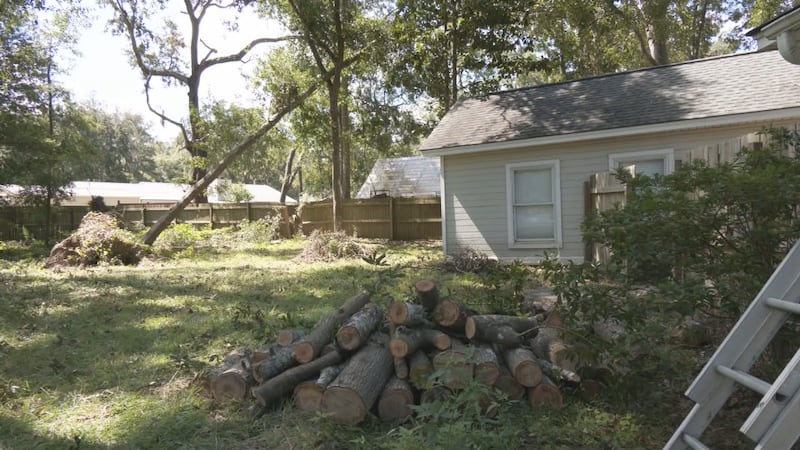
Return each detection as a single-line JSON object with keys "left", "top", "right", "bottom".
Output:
{"left": 420, "top": 50, "right": 800, "bottom": 151}
{"left": 355, "top": 156, "right": 440, "bottom": 199}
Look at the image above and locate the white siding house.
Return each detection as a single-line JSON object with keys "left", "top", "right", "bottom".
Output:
{"left": 420, "top": 50, "right": 800, "bottom": 263}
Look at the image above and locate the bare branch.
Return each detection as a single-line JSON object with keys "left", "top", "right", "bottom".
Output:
{"left": 199, "top": 35, "right": 298, "bottom": 69}
{"left": 144, "top": 76, "right": 188, "bottom": 143}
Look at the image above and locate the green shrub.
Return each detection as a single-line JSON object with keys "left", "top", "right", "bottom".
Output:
{"left": 211, "top": 216, "right": 282, "bottom": 248}
{"left": 154, "top": 223, "right": 213, "bottom": 252}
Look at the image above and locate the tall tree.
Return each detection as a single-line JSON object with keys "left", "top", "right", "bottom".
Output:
{"left": 105, "top": 0, "right": 293, "bottom": 201}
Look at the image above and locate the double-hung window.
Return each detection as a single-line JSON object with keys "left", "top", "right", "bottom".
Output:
{"left": 506, "top": 160, "right": 562, "bottom": 248}
{"left": 608, "top": 149, "right": 675, "bottom": 177}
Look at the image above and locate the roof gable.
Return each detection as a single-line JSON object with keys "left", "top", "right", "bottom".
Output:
{"left": 421, "top": 50, "right": 800, "bottom": 152}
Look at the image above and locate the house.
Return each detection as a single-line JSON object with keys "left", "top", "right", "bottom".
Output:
{"left": 747, "top": 4, "right": 800, "bottom": 63}
{"left": 355, "top": 156, "right": 440, "bottom": 199}
{"left": 419, "top": 50, "right": 800, "bottom": 263}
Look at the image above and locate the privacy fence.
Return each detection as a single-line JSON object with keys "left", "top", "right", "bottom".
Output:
{"left": 0, "top": 196, "right": 442, "bottom": 242}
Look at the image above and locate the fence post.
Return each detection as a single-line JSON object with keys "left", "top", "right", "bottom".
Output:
{"left": 388, "top": 197, "right": 395, "bottom": 240}
{"left": 142, "top": 204, "right": 146, "bottom": 226}
{"left": 246, "top": 201, "right": 252, "bottom": 222}
{"left": 209, "top": 203, "right": 214, "bottom": 228}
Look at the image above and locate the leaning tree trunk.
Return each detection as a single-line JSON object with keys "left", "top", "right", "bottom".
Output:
{"left": 293, "top": 292, "right": 371, "bottom": 363}
{"left": 320, "top": 333, "right": 393, "bottom": 425}
{"left": 377, "top": 376, "right": 414, "bottom": 423}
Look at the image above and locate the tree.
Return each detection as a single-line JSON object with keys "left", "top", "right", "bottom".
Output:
{"left": 105, "top": 0, "right": 294, "bottom": 201}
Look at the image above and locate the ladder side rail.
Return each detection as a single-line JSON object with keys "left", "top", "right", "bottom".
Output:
{"left": 685, "top": 240, "right": 800, "bottom": 404}
{"left": 664, "top": 391, "right": 733, "bottom": 450}
{"left": 741, "top": 348, "right": 800, "bottom": 442}
{"left": 754, "top": 386, "right": 800, "bottom": 450}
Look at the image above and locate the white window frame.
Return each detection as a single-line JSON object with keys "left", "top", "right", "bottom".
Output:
{"left": 505, "top": 160, "right": 562, "bottom": 249}
{"left": 608, "top": 148, "right": 675, "bottom": 176}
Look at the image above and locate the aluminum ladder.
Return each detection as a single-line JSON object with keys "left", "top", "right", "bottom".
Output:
{"left": 665, "top": 239, "right": 800, "bottom": 450}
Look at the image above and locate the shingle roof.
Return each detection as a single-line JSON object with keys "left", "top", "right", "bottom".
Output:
{"left": 420, "top": 50, "right": 800, "bottom": 151}
{"left": 355, "top": 156, "right": 440, "bottom": 199}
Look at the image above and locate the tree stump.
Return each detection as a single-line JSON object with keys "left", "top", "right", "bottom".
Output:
{"left": 377, "top": 376, "right": 414, "bottom": 423}
{"left": 293, "top": 363, "right": 343, "bottom": 414}
{"left": 503, "top": 347, "right": 543, "bottom": 387}
{"left": 293, "top": 292, "right": 371, "bottom": 364}
{"left": 335, "top": 302, "right": 383, "bottom": 351}
{"left": 415, "top": 280, "right": 440, "bottom": 313}
{"left": 320, "top": 333, "right": 393, "bottom": 425}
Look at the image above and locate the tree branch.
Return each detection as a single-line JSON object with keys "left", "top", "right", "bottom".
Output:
{"left": 602, "top": 0, "right": 657, "bottom": 66}
{"left": 199, "top": 35, "right": 298, "bottom": 69}
{"left": 144, "top": 76, "right": 189, "bottom": 143}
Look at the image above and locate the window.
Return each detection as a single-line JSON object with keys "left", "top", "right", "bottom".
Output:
{"left": 608, "top": 149, "right": 675, "bottom": 177}
{"left": 506, "top": 160, "right": 562, "bottom": 248}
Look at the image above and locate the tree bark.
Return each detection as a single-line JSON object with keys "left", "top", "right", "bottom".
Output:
{"left": 415, "top": 280, "right": 440, "bottom": 313}
{"left": 503, "top": 347, "right": 543, "bottom": 387}
{"left": 389, "top": 301, "right": 429, "bottom": 327}
{"left": 293, "top": 363, "right": 343, "bottom": 414}
{"left": 472, "top": 345, "right": 500, "bottom": 386}
{"left": 432, "top": 340, "right": 474, "bottom": 390}
{"left": 321, "top": 332, "right": 393, "bottom": 425}
{"left": 253, "top": 346, "right": 296, "bottom": 384}
{"left": 293, "top": 292, "right": 371, "bottom": 363}
{"left": 493, "top": 365, "right": 525, "bottom": 401}
{"left": 207, "top": 347, "right": 254, "bottom": 402}
{"left": 389, "top": 326, "right": 451, "bottom": 358}
{"left": 277, "top": 328, "right": 305, "bottom": 347}
{"left": 252, "top": 349, "right": 344, "bottom": 408}
{"left": 530, "top": 325, "right": 577, "bottom": 373}
{"left": 394, "top": 357, "right": 409, "bottom": 379}
{"left": 527, "top": 375, "right": 563, "bottom": 409}
{"left": 377, "top": 376, "right": 414, "bottom": 423}
{"left": 335, "top": 302, "right": 383, "bottom": 351}
{"left": 433, "top": 299, "right": 475, "bottom": 330}
{"left": 408, "top": 350, "right": 433, "bottom": 390}
{"left": 465, "top": 315, "right": 540, "bottom": 347}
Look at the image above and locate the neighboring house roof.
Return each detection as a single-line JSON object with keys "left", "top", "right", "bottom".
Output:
{"left": 355, "top": 156, "right": 440, "bottom": 199}
{"left": 420, "top": 50, "right": 800, "bottom": 155}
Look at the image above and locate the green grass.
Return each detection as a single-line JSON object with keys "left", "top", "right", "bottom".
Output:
{"left": 0, "top": 237, "right": 708, "bottom": 449}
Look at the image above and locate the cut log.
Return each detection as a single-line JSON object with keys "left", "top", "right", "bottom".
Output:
{"left": 465, "top": 315, "right": 540, "bottom": 346}
{"left": 432, "top": 340, "right": 474, "bottom": 390}
{"left": 293, "top": 292, "right": 371, "bottom": 364}
{"left": 335, "top": 302, "right": 383, "bottom": 351}
{"left": 277, "top": 328, "right": 305, "bottom": 346}
{"left": 503, "top": 347, "right": 543, "bottom": 387}
{"left": 377, "top": 376, "right": 414, "bottom": 423}
{"left": 536, "top": 357, "right": 580, "bottom": 384}
{"left": 472, "top": 345, "right": 500, "bottom": 386}
{"left": 415, "top": 280, "right": 440, "bottom": 312}
{"left": 420, "top": 385, "right": 453, "bottom": 404}
{"left": 531, "top": 325, "right": 577, "bottom": 373}
{"left": 433, "top": 299, "right": 475, "bottom": 330}
{"left": 293, "top": 363, "right": 343, "bottom": 414}
{"left": 493, "top": 365, "right": 525, "bottom": 401}
{"left": 252, "top": 349, "right": 344, "bottom": 408}
{"left": 389, "top": 301, "right": 429, "bottom": 327}
{"left": 408, "top": 350, "right": 433, "bottom": 390}
{"left": 389, "top": 326, "right": 451, "bottom": 358}
{"left": 321, "top": 333, "right": 393, "bottom": 425}
{"left": 251, "top": 345, "right": 277, "bottom": 365}
{"left": 253, "top": 346, "right": 295, "bottom": 384}
{"left": 527, "top": 375, "right": 563, "bottom": 408}
{"left": 207, "top": 347, "right": 254, "bottom": 402}
{"left": 394, "top": 357, "right": 409, "bottom": 379}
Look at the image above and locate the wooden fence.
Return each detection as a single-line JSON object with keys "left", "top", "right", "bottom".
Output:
{"left": 0, "top": 197, "right": 442, "bottom": 242}
{"left": 585, "top": 171, "right": 628, "bottom": 263}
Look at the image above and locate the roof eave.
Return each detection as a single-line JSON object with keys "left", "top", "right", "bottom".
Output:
{"left": 756, "top": 7, "right": 800, "bottom": 40}
{"left": 420, "top": 107, "right": 800, "bottom": 157}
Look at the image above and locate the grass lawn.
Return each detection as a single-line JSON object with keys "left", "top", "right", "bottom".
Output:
{"left": 0, "top": 237, "right": 716, "bottom": 449}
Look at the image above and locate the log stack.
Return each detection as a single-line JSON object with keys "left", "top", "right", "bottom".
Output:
{"left": 205, "top": 282, "right": 599, "bottom": 425}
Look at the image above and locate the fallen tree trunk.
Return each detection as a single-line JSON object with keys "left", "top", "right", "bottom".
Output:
{"left": 493, "top": 365, "right": 525, "bottom": 401}
{"left": 321, "top": 333, "right": 393, "bottom": 425}
{"left": 293, "top": 363, "right": 343, "bottom": 414}
{"left": 465, "top": 315, "right": 540, "bottom": 346}
{"left": 415, "top": 280, "right": 440, "bottom": 313}
{"left": 277, "top": 328, "right": 305, "bottom": 347}
{"left": 252, "top": 349, "right": 344, "bottom": 408}
{"left": 472, "top": 345, "right": 500, "bottom": 386}
{"left": 432, "top": 340, "right": 474, "bottom": 390}
{"left": 377, "top": 376, "right": 414, "bottom": 423}
{"left": 503, "top": 347, "right": 543, "bottom": 387}
{"left": 408, "top": 350, "right": 433, "bottom": 390}
{"left": 389, "top": 301, "right": 429, "bottom": 327}
{"left": 335, "top": 302, "right": 383, "bottom": 351}
{"left": 207, "top": 347, "right": 254, "bottom": 402}
{"left": 527, "top": 375, "right": 563, "bottom": 408}
{"left": 293, "top": 292, "right": 371, "bottom": 364}
{"left": 389, "top": 326, "right": 451, "bottom": 358}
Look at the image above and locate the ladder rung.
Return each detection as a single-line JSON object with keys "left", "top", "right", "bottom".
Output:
{"left": 682, "top": 433, "right": 709, "bottom": 450}
{"left": 764, "top": 297, "right": 800, "bottom": 314}
{"left": 716, "top": 365, "right": 771, "bottom": 395}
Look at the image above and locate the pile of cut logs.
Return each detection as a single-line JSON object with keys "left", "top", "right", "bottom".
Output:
{"left": 205, "top": 280, "right": 596, "bottom": 425}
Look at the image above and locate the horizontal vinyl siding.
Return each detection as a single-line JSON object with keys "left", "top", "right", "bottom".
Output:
{"left": 442, "top": 120, "right": 800, "bottom": 262}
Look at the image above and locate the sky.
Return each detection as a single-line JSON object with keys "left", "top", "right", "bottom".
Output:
{"left": 57, "top": 4, "right": 283, "bottom": 142}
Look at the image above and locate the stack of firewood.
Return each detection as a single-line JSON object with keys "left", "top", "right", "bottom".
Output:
{"left": 205, "top": 280, "right": 595, "bottom": 425}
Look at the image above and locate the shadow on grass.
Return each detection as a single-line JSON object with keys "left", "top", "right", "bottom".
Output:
{"left": 0, "top": 414, "right": 107, "bottom": 450}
